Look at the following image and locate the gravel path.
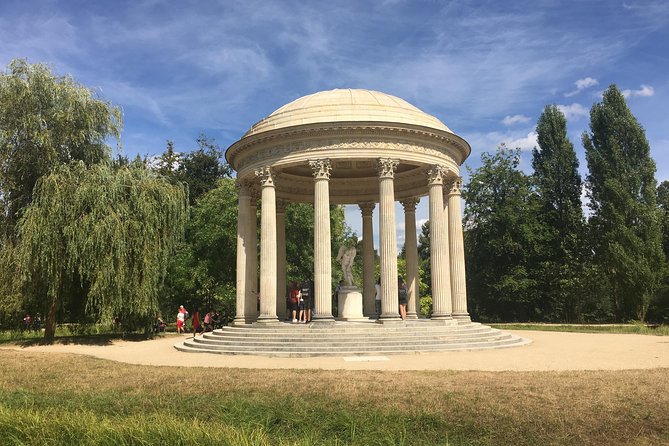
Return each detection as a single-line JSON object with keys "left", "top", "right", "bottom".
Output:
{"left": 4, "top": 330, "right": 668, "bottom": 371}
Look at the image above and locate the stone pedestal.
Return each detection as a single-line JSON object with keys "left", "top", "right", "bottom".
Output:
{"left": 337, "top": 286, "right": 368, "bottom": 321}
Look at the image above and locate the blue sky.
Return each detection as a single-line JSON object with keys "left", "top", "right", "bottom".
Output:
{"left": 1, "top": 0, "right": 668, "bottom": 244}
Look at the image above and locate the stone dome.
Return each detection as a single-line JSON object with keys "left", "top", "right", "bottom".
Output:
{"left": 244, "top": 88, "right": 452, "bottom": 137}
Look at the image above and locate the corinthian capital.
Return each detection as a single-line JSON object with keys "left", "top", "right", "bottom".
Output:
{"left": 426, "top": 165, "right": 447, "bottom": 185}
{"left": 446, "top": 177, "right": 464, "bottom": 195}
{"left": 400, "top": 197, "right": 420, "bottom": 213}
{"left": 255, "top": 166, "right": 275, "bottom": 187}
{"left": 359, "top": 202, "right": 375, "bottom": 216}
{"left": 308, "top": 159, "right": 332, "bottom": 180}
{"left": 377, "top": 158, "right": 399, "bottom": 179}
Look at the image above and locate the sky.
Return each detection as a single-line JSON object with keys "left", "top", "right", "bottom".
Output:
{"left": 1, "top": 0, "right": 668, "bottom": 245}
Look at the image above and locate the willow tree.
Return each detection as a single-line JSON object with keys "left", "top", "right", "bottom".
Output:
{"left": 0, "top": 59, "right": 121, "bottom": 235}
{"left": 18, "top": 161, "right": 187, "bottom": 340}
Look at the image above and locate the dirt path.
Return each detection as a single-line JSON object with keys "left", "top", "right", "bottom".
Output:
{"left": 3, "top": 330, "right": 668, "bottom": 371}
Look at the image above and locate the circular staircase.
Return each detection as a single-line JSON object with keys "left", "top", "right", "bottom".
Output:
{"left": 174, "top": 320, "right": 530, "bottom": 357}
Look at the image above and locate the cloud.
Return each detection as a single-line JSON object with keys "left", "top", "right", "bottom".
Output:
{"left": 557, "top": 103, "right": 589, "bottom": 120}
{"left": 565, "top": 77, "right": 599, "bottom": 97}
{"left": 504, "top": 131, "right": 538, "bottom": 151}
{"left": 502, "top": 114, "right": 531, "bottom": 126}
{"left": 621, "top": 84, "right": 655, "bottom": 98}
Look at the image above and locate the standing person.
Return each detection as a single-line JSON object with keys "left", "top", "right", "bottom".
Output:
{"left": 398, "top": 276, "right": 408, "bottom": 321}
{"left": 177, "top": 305, "right": 188, "bottom": 334}
{"left": 301, "top": 278, "right": 313, "bottom": 322}
{"left": 375, "top": 278, "right": 381, "bottom": 319}
{"left": 33, "top": 313, "right": 41, "bottom": 332}
{"left": 22, "top": 314, "right": 31, "bottom": 331}
{"left": 191, "top": 308, "right": 202, "bottom": 337}
{"left": 290, "top": 282, "right": 301, "bottom": 323}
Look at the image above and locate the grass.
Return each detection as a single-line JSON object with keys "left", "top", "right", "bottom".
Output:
{"left": 0, "top": 350, "right": 667, "bottom": 445}
{"left": 489, "top": 322, "right": 669, "bottom": 336}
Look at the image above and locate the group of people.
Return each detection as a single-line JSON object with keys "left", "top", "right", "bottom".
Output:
{"left": 287, "top": 279, "right": 313, "bottom": 323}
{"left": 22, "top": 313, "right": 41, "bottom": 332}
{"left": 176, "top": 305, "right": 226, "bottom": 335}
{"left": 375, "top": 276, "right": 408, "bottom": 320}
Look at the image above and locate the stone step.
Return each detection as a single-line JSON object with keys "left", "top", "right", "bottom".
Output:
{"left": 173, "top": 321, "right": 531, "bottom": 357}
{"left": 175, "top": 336, "right": 529, "bottom": 357}
{"left": 206, "top": 327, "right": 497, "bottom": 340}
{"left": 195, "top": 332, "right": 510, "bottom": 346}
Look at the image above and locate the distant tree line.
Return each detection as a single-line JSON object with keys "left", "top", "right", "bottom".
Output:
{"left": 450, "top": 86, "right": 667, "bottom": 323}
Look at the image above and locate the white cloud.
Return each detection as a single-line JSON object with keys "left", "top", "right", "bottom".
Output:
{"left": 565, "top": 77, "right": 599, "bottom": 97}
{"left": 504, "top": 131, "right": 538, "bottom": 151}
{"left": 557, "top": 103, "right": 589, "bottom": 120}
{"left": 621, "top": 84, "right": 655, "bottom": 98}
{"left": 502, "top": 114, "right": 531, "bottom": 125}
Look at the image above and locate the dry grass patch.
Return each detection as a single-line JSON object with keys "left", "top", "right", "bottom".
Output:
{"left": 0, "top": 350, "right": 667, "bottom": 445}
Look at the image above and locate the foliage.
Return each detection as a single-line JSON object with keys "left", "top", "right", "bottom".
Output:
{"left": 583, "top": 84, "right": 666, "bottom": 321}
{"left": 17, "top": 161, "right": 187, "bottom": 340}
{"left": 160, "top": 178, "right": 238, "bottom": 317}
{"left": 156, "top": 135, "right": 232, "bottom": 205}
{"left": 0, "top": 59, "right": 121, "bottom": 234}
{"left": 463, "top": 145, "right": 543, "bottom": 322}
{"left": 532, "top": 105, "right": 587, "bottom": 321}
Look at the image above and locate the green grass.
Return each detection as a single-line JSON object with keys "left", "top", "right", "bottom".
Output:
{"left": 0, "top": 350, "right": 667, "bottom": 445}
{"left": 490, "top": 322, "right": 669, "bottom": 335}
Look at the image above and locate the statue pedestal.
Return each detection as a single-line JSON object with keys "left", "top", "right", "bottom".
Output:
{"left": 337, "top": 286, "right": 368, "bottom": 321}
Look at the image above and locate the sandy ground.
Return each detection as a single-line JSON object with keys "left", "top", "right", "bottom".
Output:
{"left": 3, "top": 330, "right": 668, "bottom": 371}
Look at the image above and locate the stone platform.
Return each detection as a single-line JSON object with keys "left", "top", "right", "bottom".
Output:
{"left": 174, "top": 320, "right": 530, "bottom": 357}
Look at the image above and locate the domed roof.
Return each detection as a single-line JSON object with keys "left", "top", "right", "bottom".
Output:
{"left": 244, "top": 88, "right": 452, "bottom": 137}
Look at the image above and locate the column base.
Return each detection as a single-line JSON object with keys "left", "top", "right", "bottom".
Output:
{"left": 380, "top": 313, "right": 401, "bottom": 321}
{"left": 378, "top": 318, "right": 405, "bottom": 325}
{"left": 453, "top": 313, "right": 471, "bottom": 324}
{"left": 255, "top": 316, "right": 280, "bottom": 324}
{"left": 406, "top": 311, "right": 419, "bottom": 319}
{"left": 310, "top": 317, "right": 336, "bottom": 326}
{"left": 429, "top": 317, "right": 458, "bottom": 326}
{"left": 231, "top": 317, "right": 253, "bottom": 326}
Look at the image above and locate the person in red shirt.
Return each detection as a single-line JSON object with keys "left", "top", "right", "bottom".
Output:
{"left": 290, "top": 282, "right": 301, "bottom": 323}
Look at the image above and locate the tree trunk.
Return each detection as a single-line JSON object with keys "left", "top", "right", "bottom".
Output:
{"left": 44, "top": 296, "right": 58, "bottom": 343}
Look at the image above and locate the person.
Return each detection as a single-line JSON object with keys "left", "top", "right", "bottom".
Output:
{"left": 336, "top": 245, "right": 356, "bottom": 286}
{"left": 177, "top": 305, "right": 187, "bottom": 334}
{"left": 301, "top": 278, "right": 313, "bottom": 322}
{"left": 32, "top": 313, "right": 41, "bottom": 332}
{"left": 290, "top": 282, "right": 301, "bottom": 323}
{"left": 154, "top": 316, "right": 166, "bottom": 333}
{"left": 191, "top": 308, "right": 202, "bottom": 337}
{"left": 375, "top": 278, "right": 381, "bottom": 319}
{"left": 298, "top": 294, "right": 306, "bottom": 323}
{"left": 398, "top": 276, "right": 408, "bottom": 321}
{"left": 22, "top": 313, "right": 31, "bottom": 331}
{"left": 203, "top": 310, "right": 213, "bottom": 332}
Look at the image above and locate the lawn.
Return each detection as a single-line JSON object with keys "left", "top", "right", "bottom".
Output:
{"left": 0, "top": 349, "right": 667, "bottom": 445}
{"left": 489, "top": 323, "right": 669, "bottom": 336}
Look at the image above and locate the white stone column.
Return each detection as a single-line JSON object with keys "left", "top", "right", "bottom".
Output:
{"left": 447, "top": 177, "right": 470, "bottom": 322}
{"left": 359, "top": 202, "right": 376, "bottom": 317}
{"left": 309, "top": 159, "right": 334, "bottom": 321}
{"left": 377, "top": 158, "right": 400, "bottom": 321}
{"left": 427, "top": 166, "right": 452, "bottom": 320}
{"left": 401, "top": 197, "right": 420, "bottom": 319}
{"left": 276, "top": 199, "right": 287, "bottom": 321}
{"left": 247, "top": 192, "right": 259, "bottom": 322}
{"left": 255, "top": 166, "right": 278, "bottom": 323}
{"left": 233, "top": 180, "right": 252, "bottom": 325}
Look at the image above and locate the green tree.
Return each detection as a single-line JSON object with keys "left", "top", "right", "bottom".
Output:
{"left": 463, "top": 145, "right": 542, "bottom": 321}
{"left": 583, "top": 84, "right": 665, "bottom": 321}
{"left": 658, "top": 181, "right": 669, "bottom": 260}
{"left": 0, "top": 59, "right": 121, "bottom": 234}
{"left": 532, "top": 105, "right": 587, "bottom": 321}
{"left": 17, "top": 162, "right": 187, "bottom": 340}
